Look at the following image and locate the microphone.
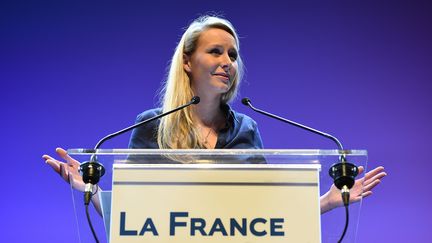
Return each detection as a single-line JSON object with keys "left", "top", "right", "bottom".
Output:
{"left": 78, "top": 96, "right": 200, "bottom": 243}
{"left": 79, "top": 95, "right": 200, "bottom": 204}
{"left": 241, "top": 97, "right": 358, "bottom": 205}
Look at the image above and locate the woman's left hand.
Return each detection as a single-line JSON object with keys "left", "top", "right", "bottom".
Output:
{"left": 321, "top": 166, "right": 387, "bottom": 214}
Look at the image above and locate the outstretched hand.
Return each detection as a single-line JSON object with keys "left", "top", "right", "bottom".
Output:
{"left": 43, "top": 147, "right": 85, "bottom": 192}
{"left": 321, "top": 166, "right": 387, "bottom": 214}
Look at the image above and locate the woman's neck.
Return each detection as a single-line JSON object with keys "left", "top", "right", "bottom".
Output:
{"left": 193, "top": 95, "right": 224, "bottom": 127}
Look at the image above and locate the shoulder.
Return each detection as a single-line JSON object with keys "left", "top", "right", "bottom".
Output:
{"left": 222, "top": 106, "right": 264, "bottom": 149}
{"left": 128, "top": 108, "right": 161, "bottom": 149}
{"left": 230, "top": 109, "right": 258, "bottom": 129}
{"left": 135, "top": 108, "right": 162, "bottom": 122}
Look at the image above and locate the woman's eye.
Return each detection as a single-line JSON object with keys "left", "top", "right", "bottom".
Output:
{"left": 229, "top": 52, "right": 238, "bottom": 61}
{"left": 209, "top": 48, "right": 222, "bottom": 55}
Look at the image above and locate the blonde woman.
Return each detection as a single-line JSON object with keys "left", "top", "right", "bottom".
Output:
{"left": 129, "top": 16, "right": 262, "bottom": 150}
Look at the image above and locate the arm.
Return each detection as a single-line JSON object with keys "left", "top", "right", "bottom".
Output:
{"left": 43, "top": 147, "right": 103, "bottom": 216}
{"left": 320, "top": 166, "right": 387, "bottom": 214}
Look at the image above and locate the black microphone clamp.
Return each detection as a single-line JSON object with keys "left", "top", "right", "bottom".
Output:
{"left": 329, "top": 158, "right": 359, "bottom": 206}
{"left": 79, "top": 157, "right": 105, "bottom": 205}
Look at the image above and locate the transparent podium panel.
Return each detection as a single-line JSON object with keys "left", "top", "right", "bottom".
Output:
{"left": 68, "top": 149, "right": 367, "bottom": 243}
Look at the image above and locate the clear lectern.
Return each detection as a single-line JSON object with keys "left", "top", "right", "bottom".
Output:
{"left": 67, "top": 149, "right": 367, "bottom": 243}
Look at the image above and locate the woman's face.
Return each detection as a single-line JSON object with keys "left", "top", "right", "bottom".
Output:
{"left": 184, "top": 28, "right": 238, "bottom": 98}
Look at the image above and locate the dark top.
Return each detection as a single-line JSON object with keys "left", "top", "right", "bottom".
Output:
{"left": 128, "top": 104, "right": 264, "bottom": 149}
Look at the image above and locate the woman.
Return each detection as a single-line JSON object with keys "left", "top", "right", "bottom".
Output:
{"left": 43, "top": 16, "right": 386, "bottom": 214}
{"left": 129, "top": 16, "right": 262, "bottom": 150}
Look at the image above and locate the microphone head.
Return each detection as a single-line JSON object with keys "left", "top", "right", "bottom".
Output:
{"left": 241, "top": 97, "right": 251, "bottom": 106}
{"left": 191, "top": 96, "right": 200, "bottom": 104}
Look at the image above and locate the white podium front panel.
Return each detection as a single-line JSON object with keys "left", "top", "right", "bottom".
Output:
{"left": 109, "top": 164, "right": 321, "bottom": 243}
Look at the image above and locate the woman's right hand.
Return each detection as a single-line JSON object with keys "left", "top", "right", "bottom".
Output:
{"left": 43, "top": 147, "right": 85, "bottom": 192}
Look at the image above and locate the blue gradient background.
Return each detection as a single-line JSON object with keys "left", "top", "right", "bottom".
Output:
{"left": 1, "top": 1, "right": 431, "bottom": 242}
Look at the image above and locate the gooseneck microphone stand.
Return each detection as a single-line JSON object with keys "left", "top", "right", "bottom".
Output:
{"left": 241, "top": 97, "right": 358, "bottom": 243}
{"left": 78, "top": 96, "right": 200, "bottom": 243}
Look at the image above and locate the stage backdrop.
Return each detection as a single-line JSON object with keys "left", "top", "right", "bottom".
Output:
{"left": 1, "top": 1, "right": 431, "bottom": 242}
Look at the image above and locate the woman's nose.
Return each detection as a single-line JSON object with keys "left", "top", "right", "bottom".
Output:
{"left": 221, "top": 55, "right": 232, "bottom": 71}
{"left": 221, "top": 63, "right": 231, "bottom": 72}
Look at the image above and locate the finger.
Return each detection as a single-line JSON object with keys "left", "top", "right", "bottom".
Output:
{"left": 56, "top": 147, "right": 80, "bottom": 167}
{"left": 59, "top": 163, "right": 70, "bottom": 183}
{"left": 350, "top": 195, "right": 361, "bottom": 203}
{"left": 42, "top": 154, "right": 55, "bottom": 161}
{"left": 361, "top": 191, "right": 373, "bottom": 198}
{"left": 45, "top": 158, "right": 63, "bottom": 174}
{"left": 362, "top": 179, "right": 381, "bottom": 193}
{"left": 364, "top": 166, "right": 385, "bottom": 181}
{"left": 357, "top": 166, "right": 364, "bottom": 175}
{"left": 67, "top": 170, "right": 72, "bottom": 184}
{"left": 351, "top": 189, "right": 369, "bottom": 202}
{"left": 351, "top": 190, "right": 373, "bottom": 202}
{"left": 364, "top": 171, "right": 387, "bottom": 186}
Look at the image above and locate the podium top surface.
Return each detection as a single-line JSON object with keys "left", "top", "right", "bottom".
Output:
{"left": 68, "top": 148, "right": 367, "bottom": 156}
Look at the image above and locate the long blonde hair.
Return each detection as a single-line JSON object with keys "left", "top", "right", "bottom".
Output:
{"left": 157, "top": 16, "right": 244, "bottom": 149}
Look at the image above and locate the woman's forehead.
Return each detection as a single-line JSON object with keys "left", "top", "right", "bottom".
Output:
{"left": 197, "top": 28, "right": 237, "bottom": 48}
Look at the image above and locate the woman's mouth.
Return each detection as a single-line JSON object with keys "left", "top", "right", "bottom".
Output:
{"left": 213, "top": 72, "right": 230, "bottom": 82}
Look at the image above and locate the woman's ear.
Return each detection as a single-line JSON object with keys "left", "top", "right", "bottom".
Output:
{"left": 183, "top": 54, "right": 191, "bottom": 73}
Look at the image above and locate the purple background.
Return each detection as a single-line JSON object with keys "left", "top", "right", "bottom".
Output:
{"left": 1, "top": 1, "right": 431, "bottom": 242}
